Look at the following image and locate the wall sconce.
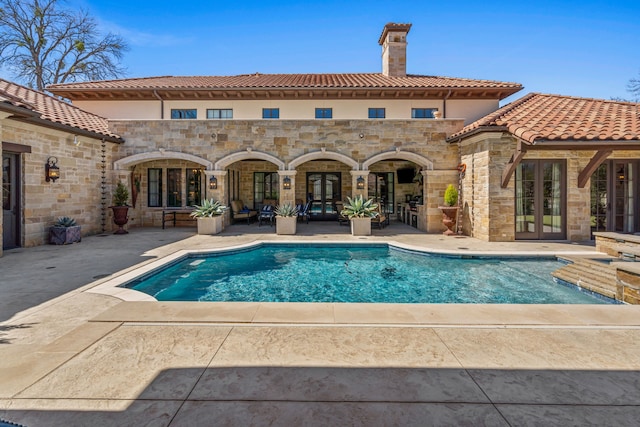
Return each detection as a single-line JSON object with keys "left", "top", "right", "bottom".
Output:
{"left": 283, "top": 176, "right": 292, "bottom": 190}
{"left": 45, "top": 156, "right": 60, "bottom": 182}
{"left": 209, "top": 176, "right": 217, "bottom": 190}
{"left": 356, "top": 176, "right": 365, "bottom": 190}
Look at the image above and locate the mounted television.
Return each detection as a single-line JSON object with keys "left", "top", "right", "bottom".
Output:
{"left": 397, "top": 168, "right": 415, "bottom": 184}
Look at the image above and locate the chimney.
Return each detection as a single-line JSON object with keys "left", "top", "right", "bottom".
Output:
{"left": 378, "top": 23, "right": 412, "bottom": 77}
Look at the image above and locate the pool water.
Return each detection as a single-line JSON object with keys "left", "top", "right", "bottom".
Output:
{"left": 124, "top": 244, "right": 611, "bottom": 304}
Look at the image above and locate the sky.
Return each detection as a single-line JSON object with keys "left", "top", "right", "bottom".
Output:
{"left": 15, "top": 0, "right": 640, "bottom": 104}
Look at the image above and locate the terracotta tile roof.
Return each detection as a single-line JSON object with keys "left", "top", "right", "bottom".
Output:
{"left": 0, "top": 79, "right": 122, "bottom": 141}
{"left": 449, "top": 93, "right": 640, "bottom": 143}
{"left": 48, "top": 73, "right": 522, "bottom": 92}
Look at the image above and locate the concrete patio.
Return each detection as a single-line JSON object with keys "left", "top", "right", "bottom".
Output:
{"left": 1, "top": 222, "right": 640, "bottom": 426}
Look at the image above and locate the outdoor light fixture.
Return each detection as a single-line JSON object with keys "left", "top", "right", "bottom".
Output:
{"left": 356, "top": 176, "right": 365, "bottom": 190}
{"left": 45, "top": 156, "right": 60, "bottom": 182}
{"left": 283, "top": 176, "right": 292, "bottom": 190}
{"left": 209, "top": 176, "right": 217, "bottom": 190}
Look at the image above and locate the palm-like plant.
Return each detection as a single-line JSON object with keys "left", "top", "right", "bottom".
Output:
{"left": 341, "top": 195, "right": 378, "bottom": 219}
{"left": 190, "top": 199, "right": 226, "bottom": 217}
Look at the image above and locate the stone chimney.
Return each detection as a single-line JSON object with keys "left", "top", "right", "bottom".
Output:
{"left": 378, "top": 23, "right": 412, "bottom": 77}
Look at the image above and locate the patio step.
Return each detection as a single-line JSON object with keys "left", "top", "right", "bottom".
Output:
{"left": 552, "top": 256, "right": 619, "bottom": 300}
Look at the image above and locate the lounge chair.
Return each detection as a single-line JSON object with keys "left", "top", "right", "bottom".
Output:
{"left": 230, "top": 200, "right": 257, "bottom": 224}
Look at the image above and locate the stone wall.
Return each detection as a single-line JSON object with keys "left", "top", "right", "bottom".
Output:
{"left": 109, "top": 119, "right": 464, "bottom": 232}
{"left": 1, "top": 120, "right": 116, "bottom": 248}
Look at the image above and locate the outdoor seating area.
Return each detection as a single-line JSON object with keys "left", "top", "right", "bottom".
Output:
{"left": 230, "top": 200, "right": 258, "bottom": 224}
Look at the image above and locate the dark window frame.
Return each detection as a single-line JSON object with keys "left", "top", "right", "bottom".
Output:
{"left": 147, "top": 168, "right": 163, "bottom": 207}
{"left": 315, "top": 108, "right": 333, "bottom": 119}
{"left": 170, "top": 109, "right": 197, "bottom": 119}
{"left": 262, "top": 108, "right": 280, "bottom": 119}
{"left": 411, "top": 108, "right": 437, "bottom": 119}
{"left": 206, "top": 109, "right": 233, "bottom": 119}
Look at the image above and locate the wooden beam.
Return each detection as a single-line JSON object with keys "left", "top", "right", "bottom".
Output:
{"left": 501, "top": 140, "right": 527, "bottom": 188}
{"left": 577, "top": 150, "right": 612, "bottom": 188}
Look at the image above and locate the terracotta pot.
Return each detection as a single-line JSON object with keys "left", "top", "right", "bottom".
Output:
{"left": 110, "top": 206, "right": 129, "bottom": 234}
{"left": 439, "top": 206, "right": 459, "bottom": 236}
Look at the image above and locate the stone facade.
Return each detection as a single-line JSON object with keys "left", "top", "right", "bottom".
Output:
{"left": 1, "top": 119, "right": 117, "bottom": 252}
{"left": 109, "top": 118, "right": 464, "bottom": 233}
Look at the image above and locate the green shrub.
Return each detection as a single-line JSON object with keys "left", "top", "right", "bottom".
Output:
{"left": 112, "top": 181, "right": 130, "bottom": 206}
{"left": 54, "top": 216, "right": 77, "bottom": 227}
{"left": 444, "top": 184, "right": 458, "bottom": 207}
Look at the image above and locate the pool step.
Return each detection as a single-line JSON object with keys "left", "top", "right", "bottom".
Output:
{"left": 552, "top": 256, "right": 619, "bottom": 300}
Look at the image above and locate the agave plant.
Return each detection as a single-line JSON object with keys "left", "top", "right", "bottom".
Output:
{"left": 341, "top": 195, "right": 378, "bottom": 219}
{"left": 274, "top": 202, "right": 299, "bottom": 217}
{"left": 190, "top": 199, "right": 226, "bottom": 218}
{"left": 54, "top": 216, "right": 77, "bottom": 227}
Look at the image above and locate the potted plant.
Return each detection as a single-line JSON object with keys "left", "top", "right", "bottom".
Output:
{"left": 49, "top": 216, "right": 81, "bottom": 245}
{"left": 341, "top": 195, "right": 378, "bottom": 236}
{"left": 274, "top": 203, "right": 299, "bottom": 235}
{"left": 190, "top": 199, "right": 226, "bottom": 235}
{"left": 439, "top": 184, "right": 459, "bottom": 235}
{"left": 110, "top": 181, "right": 130, "bottom": 234}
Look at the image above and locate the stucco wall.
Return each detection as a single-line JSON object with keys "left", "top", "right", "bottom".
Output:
{"left": 75, "top": 98, "right": 499, "bottom": 124}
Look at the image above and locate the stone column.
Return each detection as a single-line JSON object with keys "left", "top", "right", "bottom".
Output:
{"left": 278, "top": 170, "right": 297, "bottom": 206}
{"left": 204, "top": 170, "right": 227, "bottom": 202}
{"left": 350, "top": 171, "right": 368, "bottom": 199}
{"left": 423, "top": 169, "right": 458, "bottom": 233}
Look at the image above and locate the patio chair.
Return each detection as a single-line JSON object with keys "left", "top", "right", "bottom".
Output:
{"left": 371, "top": 202, "right": 387, "bottom": 229}
{"left": 230, "top": 200, "right": 257, "bottom": 225}
{"left": 335, "top": 201, "right": 349, "bottom": 226}
{"left": 258, "top": 204, "right": 275, "bottom": 227}
{"left": 297, "top": 200, "right": 311, "bottom": 224}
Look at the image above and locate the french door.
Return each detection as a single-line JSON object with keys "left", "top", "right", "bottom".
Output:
{"left": 515, "top": 160, "right": 566, "bottom": 240}
{"left": 590, "top": 160, "right": 639, "bottom": 235}
{"left": 307, "top": 172, "right": 341, "bottom": 220}
{"left": 2, "top": 152, "right": 21, "bottom": 249}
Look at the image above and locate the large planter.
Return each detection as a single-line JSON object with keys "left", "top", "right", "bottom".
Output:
{"left": 439, "top": 206, "right": 459, "bottom": 236}
{"left": 350, "top": 217, "right": 372, "bottom": 236}
{"left": 49, "top": 225, "right": 81, "bottom": 245}
{"left": 197, "top": 216, "right": 223, "bottom": 235}
{"left": 110, "top": 206, "right": 130, "bottom": 234}
{"left": 276, "top": 216, "right": 297, "bottom": 235}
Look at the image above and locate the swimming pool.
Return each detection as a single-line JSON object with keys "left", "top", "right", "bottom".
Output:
{"left": 122, "top": 243, "right": 612, "bottom": 304}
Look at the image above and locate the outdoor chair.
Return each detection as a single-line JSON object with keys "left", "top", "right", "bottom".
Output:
{"left": 258, "top": 204, "right": 275, "bottom": 227}
{"left": 371, "top": 202, "right": 388, "bottom": 229}
{"left": 335, "top": 201, "right": 349, "bottom": 226}
{"left": 297, "top": 200, "right": 311, "bottom": 223}
{"left": 230, "top": 200, "right": 257, "bottom": 225}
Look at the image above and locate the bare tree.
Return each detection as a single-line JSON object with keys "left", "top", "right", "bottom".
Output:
{"left": 0, "top": 0, "right": 128, "bottom": 91}
{"left": 627, "top": 70, "right": 640, "bottom": 103}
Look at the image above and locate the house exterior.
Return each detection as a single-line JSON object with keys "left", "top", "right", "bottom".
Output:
{"left": 2, "top": 22, "right": 639, "bottom": 255}
{"left": 45, "top": 23, "right": 522, "bottom": 235}
{"left": 449, "top": 93, "right": 640, "bottom": 241}
{"left": 0, "top": 80, "right": 123, "bottom": 256}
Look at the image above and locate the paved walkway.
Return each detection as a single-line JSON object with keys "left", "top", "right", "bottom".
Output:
{"left": 1, "top": 223, "right": 640, "bottom": 426}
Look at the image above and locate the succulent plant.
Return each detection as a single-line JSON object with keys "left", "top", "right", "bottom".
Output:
{"left": 190, "top": 199, "right": 226, "bottom": 217}
{"left": 341, "top": 195, "right": 378, "bottom": 219}
{"left": 55, "top": 216, "right": 77, "bottom": 227}
{"left": 274, "top": 203, "right": 299, "bottom": 217}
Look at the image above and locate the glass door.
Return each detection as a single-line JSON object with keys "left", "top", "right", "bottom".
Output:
{"left": 307, "top": 172, "right": 341, "bottom": 220}
{"left": 368, "top": 172, "right": 394, "bottom": 214}
{"left": 2, "top": 153, "right": 20, "bottom": 249}
{"left": 515, "top": 160, "right": 566, "bottom": 240}
{"left": 613, "top": 161, "right": 637, "bottom": 233}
